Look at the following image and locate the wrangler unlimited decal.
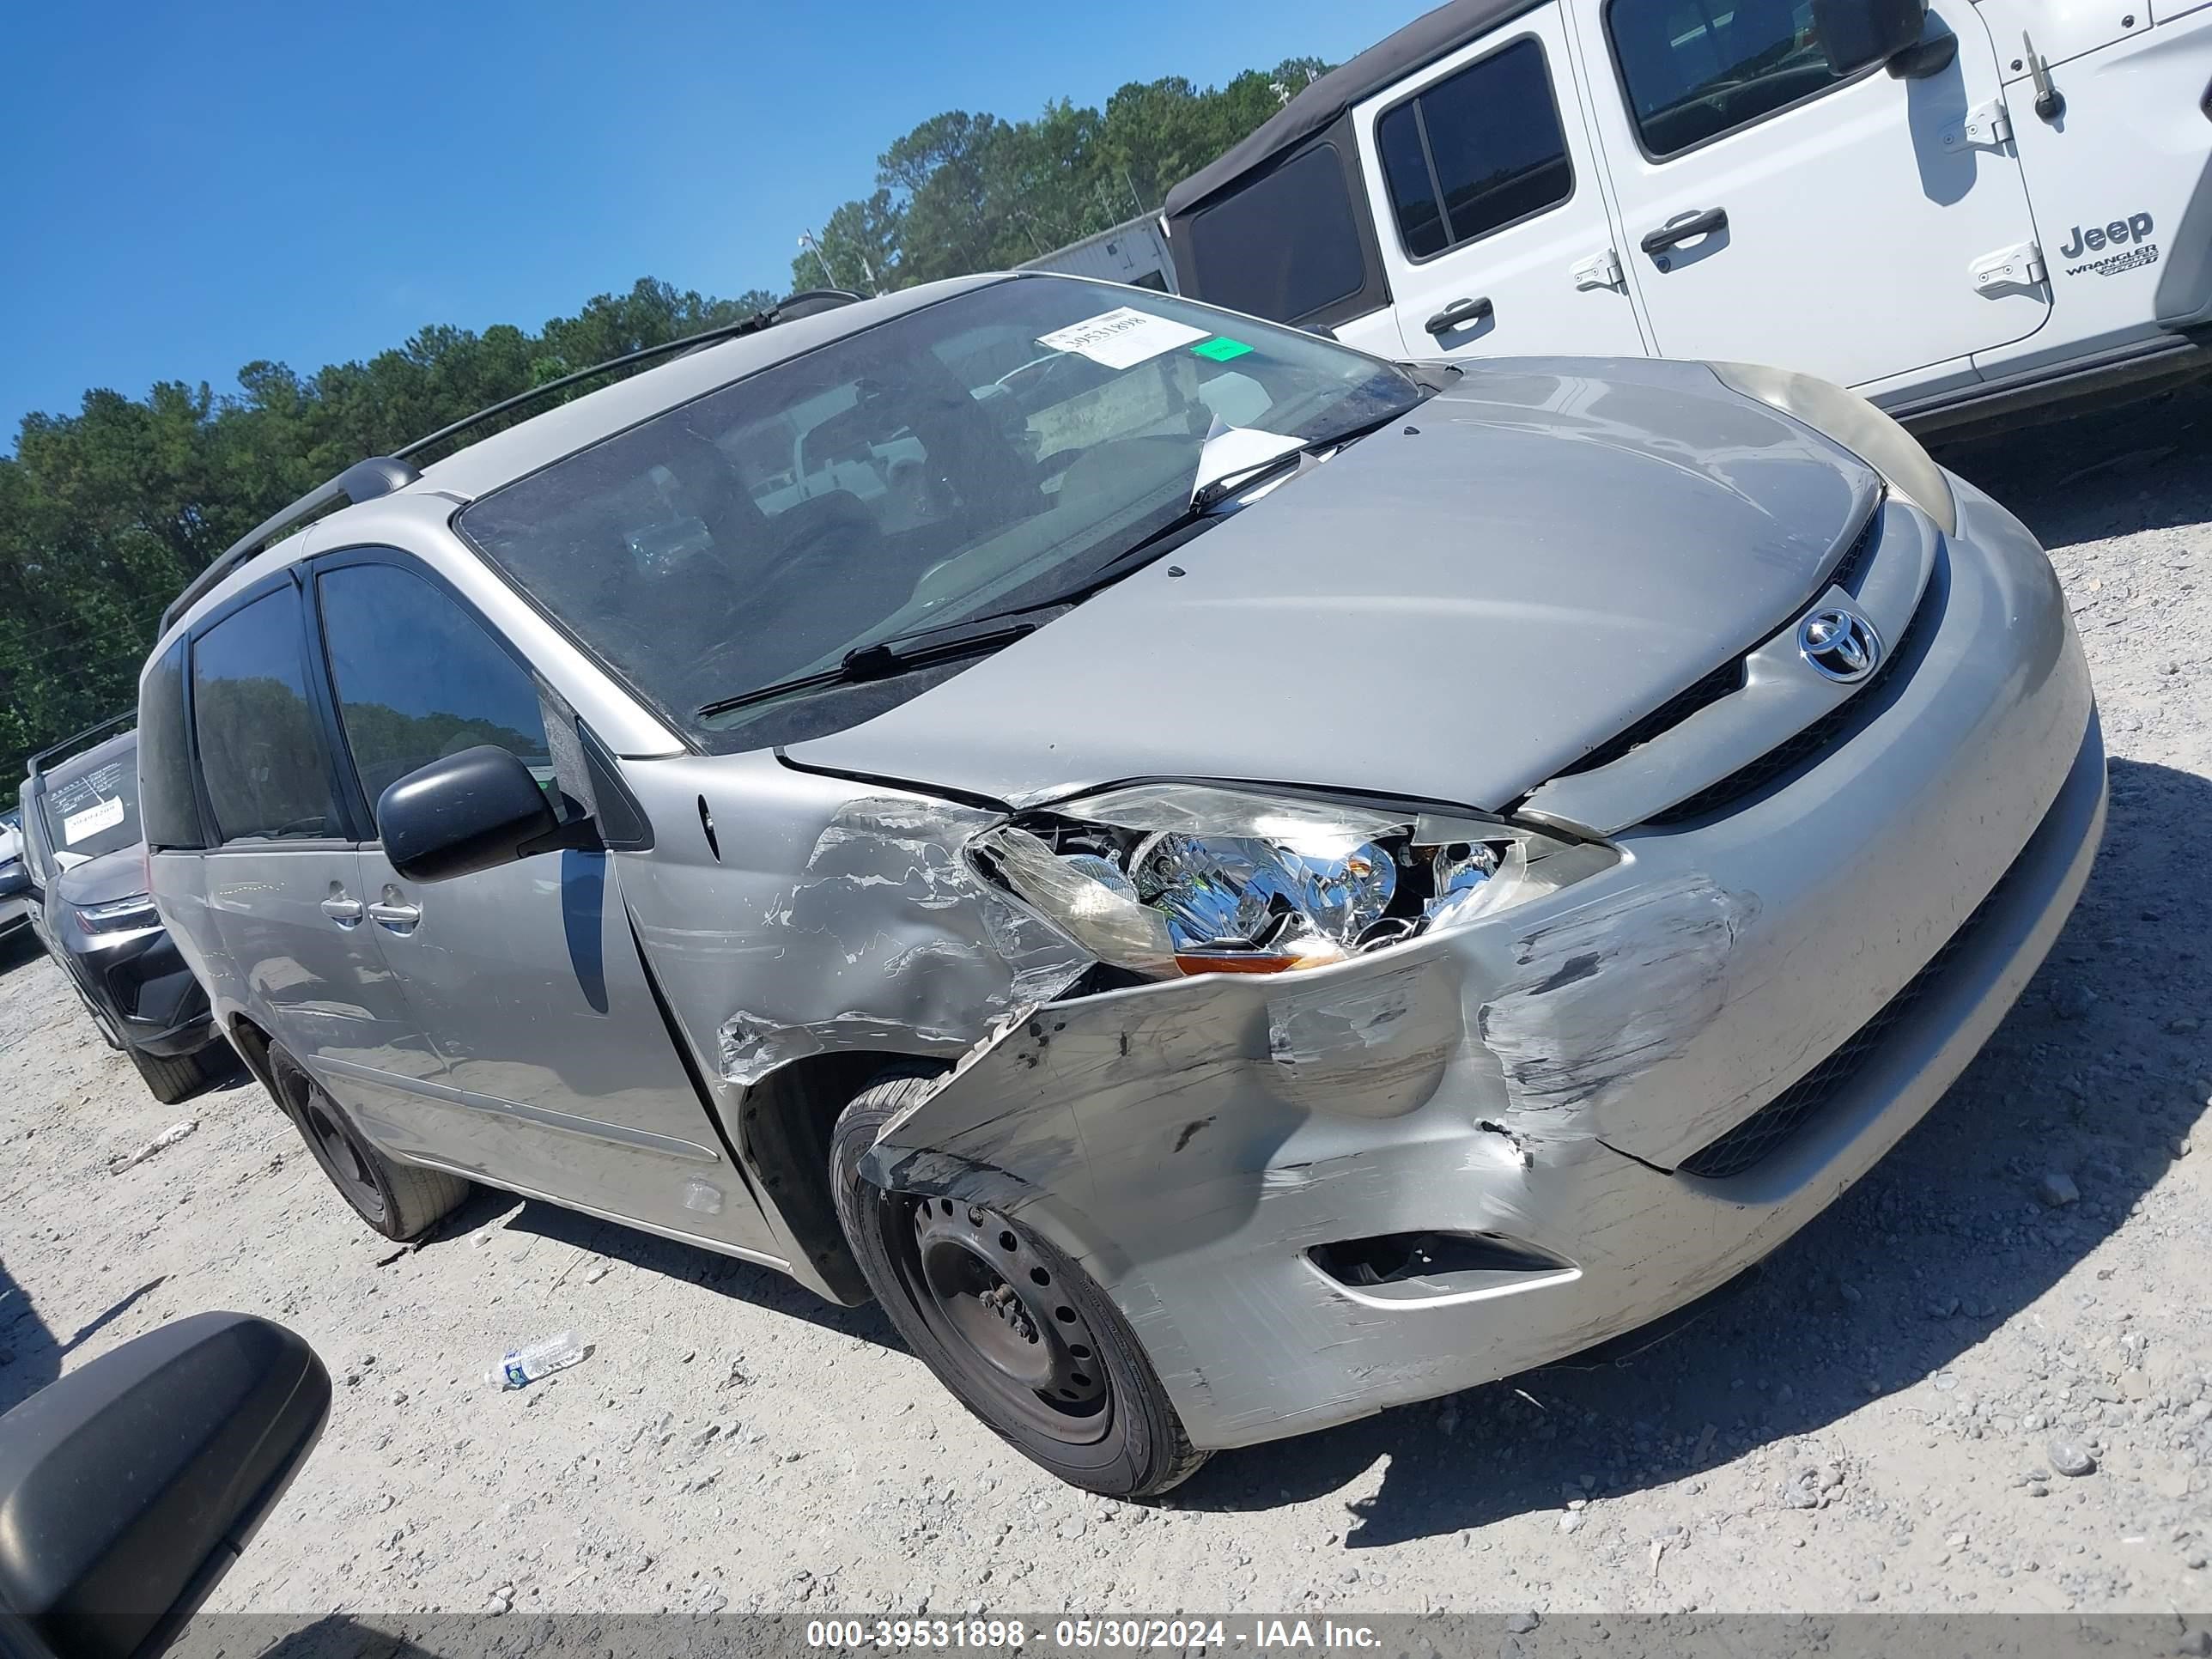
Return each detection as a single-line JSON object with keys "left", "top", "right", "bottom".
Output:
{"left": 2060, "top": 212, "right": 2159, "bottom": 276}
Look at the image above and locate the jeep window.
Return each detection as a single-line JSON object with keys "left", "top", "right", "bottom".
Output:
{"left": 1178, "top": 147, "right": 1370, "bottom": 324}
{"left": 1608, "top": 0, "right": 1853, "bottom": 156}
{"left": 38, "top": 740, "right": 143, "bottom": 864}
{"left": 1376, "top": 40, "right": 1574, "bottom": 259}
{"left": 459, "top": 276, "right": 1419, "bottom": 748}
{"left": 189, "top": 588, "right": 342, "bottom": 842}
{"left": 318, "top": 562, "right": 554, "bottom": 805}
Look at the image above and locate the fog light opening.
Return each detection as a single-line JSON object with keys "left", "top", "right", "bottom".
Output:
{"left": 1309, "top": 1230, "right": 1569, "bottom": 1288}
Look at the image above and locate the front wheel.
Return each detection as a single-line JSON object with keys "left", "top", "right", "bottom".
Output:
{"left": 127, "top": 1042, "right": 225, "bottom": 1105}
{"left": 830, "top": 1073, "right": 1207, "bottom": 1498}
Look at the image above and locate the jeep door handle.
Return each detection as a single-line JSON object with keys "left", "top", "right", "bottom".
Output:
{"left": 320, "top": 895, "right": 364, "bottom": 926}
{"left": 1640, "top": 207, "right": 1729, "bottom": 255}
{"left": 1424, "top": 295, "right": 1495, "bottom": 336}
{"left": 366, "top": 898, "right": 420, "bottom": 930}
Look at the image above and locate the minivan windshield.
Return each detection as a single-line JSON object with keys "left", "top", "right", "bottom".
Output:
{"left": 458, "top": 276, "right": 1421, "bottom": 746}
{"left": 39, "top": 737, "right": 143, "bottom": 866}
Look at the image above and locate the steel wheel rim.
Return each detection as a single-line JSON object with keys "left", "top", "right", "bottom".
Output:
{"left": 303, "top": 1096, "right": 385, "bottom": 1224}
{"left": 897, "top": 1197, "right": 1111, "bottom": 1443}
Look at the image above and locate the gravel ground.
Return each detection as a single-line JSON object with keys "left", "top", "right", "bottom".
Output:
{"left": 2, "top": 385, "right": 2209, "bottom": 1623}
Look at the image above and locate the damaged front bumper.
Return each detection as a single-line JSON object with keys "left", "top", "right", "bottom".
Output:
{"left": 864, "top": 477, "right": 2105, "bottom": 1450}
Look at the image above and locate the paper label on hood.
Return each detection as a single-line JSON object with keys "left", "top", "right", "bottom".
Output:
{"left": 1036, "top": 307, "right": 1209, "bottom": 370}
{"left": 63, "top": 797, "right": 125, "bottom": 844}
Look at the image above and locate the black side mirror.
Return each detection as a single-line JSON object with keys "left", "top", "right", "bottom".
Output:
{"left": 377, "top": 744, "right": 563, "bottom": 883}
{"left": 1813, "top": 0, "right": 1929, "bottom": 73}
{"left": 0, "top": 1313, "right": 330, "bottom": 1659}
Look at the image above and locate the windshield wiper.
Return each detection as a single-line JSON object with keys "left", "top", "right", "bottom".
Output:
{"left": 1186, "top": 421, "right": 1310, "bottom": 510}
{"left": 853, "top": 508, "right": 1228, "bottom": 666}
{"left": 694, "top": 622, "right": 1039, "bottom": 720}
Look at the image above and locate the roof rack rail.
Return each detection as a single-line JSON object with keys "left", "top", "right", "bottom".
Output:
{"left": 389, "top": 290, "right": 863, "bottom": 461}
{"left": 158, "top": 289, "right": 868, "bottom": 635}
{"left": 160, "top": 456, "right": 423, "bottom": 635}
{"left": 27, "top": 711, "right": 136, "bottom": 781}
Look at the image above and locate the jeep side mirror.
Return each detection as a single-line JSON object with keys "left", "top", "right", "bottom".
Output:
{"left": 1813, "top": 0, "right": 1929, "bottom": 74}
{"left": 0, "top": 1313, "right": 330, "bottom": 1659}
{"left": 378, "top": 744, "right": 565, "bottom": 883}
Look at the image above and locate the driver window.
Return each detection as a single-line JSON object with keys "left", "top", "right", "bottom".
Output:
{"left": 1607, "top": 0, "right": 1850, "bottom": 156}
{"left": 190, "top": 587, "right": 343, "bottom": 843}
{"left": 317, "top": 562, "right": 554, "bottom": 809}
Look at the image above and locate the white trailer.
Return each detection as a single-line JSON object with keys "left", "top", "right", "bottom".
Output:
{"left": 1021, "top": 216, "right": 1178, "bottom": 293}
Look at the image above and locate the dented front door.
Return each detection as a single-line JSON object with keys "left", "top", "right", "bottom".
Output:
{"left": 359, "top": 843, "right": 776, "bottom": 1249}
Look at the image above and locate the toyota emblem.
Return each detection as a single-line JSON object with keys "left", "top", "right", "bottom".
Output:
{"left": 1797, "top": 607, "right": 1881, "bottom": 683}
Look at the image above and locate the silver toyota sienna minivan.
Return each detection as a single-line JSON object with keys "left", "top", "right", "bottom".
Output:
{"left": 140, "top": 274, "right": 2104, "bottom": 1496}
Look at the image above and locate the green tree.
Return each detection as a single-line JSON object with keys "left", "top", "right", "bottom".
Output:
{"left": 0, "top": 276, "right": 786, "bottom": 799}
{"left": 796, "top": 190, "right": 905, "bottom": 295}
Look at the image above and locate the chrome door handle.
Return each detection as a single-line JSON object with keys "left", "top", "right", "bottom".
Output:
{"left": 320, "top": 896, "right": 364, "bottom": 926}
{"left": 366, "top": 899, "right": 421, "bottom": 930}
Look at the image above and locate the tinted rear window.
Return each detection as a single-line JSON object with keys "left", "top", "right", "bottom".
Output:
{"left": 1182, "top": 145, "right": 1369, "bottom": 325}
{"left": 1377, "top": 40, "right": 1574, "bottom": 258}
{"left": 191, "top": 587, "right": 343, "bottom": 842}
{"left": 138, "top": 640, "right": 204, "bottom": 850}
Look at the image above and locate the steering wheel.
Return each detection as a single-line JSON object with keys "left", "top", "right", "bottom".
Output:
{"left": 692, "top": 518, "right": 859, "bottom": 695}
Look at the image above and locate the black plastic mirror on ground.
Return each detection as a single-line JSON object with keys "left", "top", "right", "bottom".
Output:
{"left": 0, "top": 1312, "right": 331, "bottom": 1659}
{"left": 1813, "top": 0, "right": 1930, "bottom": 73}
{"left": 376, "top": 744, "right": 564, "bottom": 883}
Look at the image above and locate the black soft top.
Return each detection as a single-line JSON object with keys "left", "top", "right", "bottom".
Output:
{"left": 1164, "top": 0, "right": 1538, "bottom": 216}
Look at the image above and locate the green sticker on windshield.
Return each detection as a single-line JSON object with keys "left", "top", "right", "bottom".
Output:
{"left": 1192, "top": 337, "right": 1254, "bottom": 362}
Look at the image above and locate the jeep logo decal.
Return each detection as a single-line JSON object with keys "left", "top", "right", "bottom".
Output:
{"left": 2059, "top": 213, "right": 2154, "bottom": 258}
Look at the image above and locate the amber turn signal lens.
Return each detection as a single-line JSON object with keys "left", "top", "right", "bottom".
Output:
{"left": 1174, "top": 953, "right": 1298, "bottom": 975}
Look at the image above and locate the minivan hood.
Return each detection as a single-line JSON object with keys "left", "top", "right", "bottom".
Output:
{"left": 785, "top": 358, "right": 1880, "bottom": 812}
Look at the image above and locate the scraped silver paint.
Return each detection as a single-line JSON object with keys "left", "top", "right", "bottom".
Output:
{"left": 1474, "top": 875, "right": 1756, "bottom": 1135}
{"left": 1263, "top": 960, "right": 1460, "bottom": 1119}
{"left": 714, "top": 795, "right": 1092, "bottom": 1085}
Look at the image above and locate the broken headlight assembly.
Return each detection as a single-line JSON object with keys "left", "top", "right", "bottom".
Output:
{"left": 974, "top": 782, "right": 1612, "bottom": 979}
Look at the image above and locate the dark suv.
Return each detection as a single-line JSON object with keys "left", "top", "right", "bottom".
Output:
{"left": 18, "top": 718, "right": 232, "bottom": 1102}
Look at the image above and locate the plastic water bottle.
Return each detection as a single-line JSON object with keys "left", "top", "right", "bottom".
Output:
{"left": 487, "top": 1331, "right": 589, "bottom": 1389}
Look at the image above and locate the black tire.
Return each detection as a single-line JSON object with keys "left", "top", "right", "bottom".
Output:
{"left": 831, "top": 1073, "right": 1207, "bottom": 1498}
{"left": 267, "top": 1048, "right": 469, "bottom": 1241}
{"left": 127, "top": 1043, "right": 220, "bottom": 1105}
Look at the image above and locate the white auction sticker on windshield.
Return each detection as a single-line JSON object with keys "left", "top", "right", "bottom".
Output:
{"left": 1036, "top": 307, "right": 1209, "bottom": 370}
{"left": 63, "top": 796, "right": 125, "bottom": 844}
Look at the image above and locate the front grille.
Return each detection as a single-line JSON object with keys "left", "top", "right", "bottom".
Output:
{"left": 1826, "top": 504, "right": 1883, "bottom": 593}
{"left": 1555, "top": 508, "right": 1884, "bottom": 783}
{"left": 1677, "top": 848, "right": 2021, "bottom": 1180}
{"left": 1556, "top": 660, "right": 1745, "bottom": 777}
{"left": 1647, "top": 577, "right": 1934, "bottom": 827}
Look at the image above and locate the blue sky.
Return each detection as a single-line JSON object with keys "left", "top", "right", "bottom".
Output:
{"left": 0, "top": 0, "right": 1429, "bottom": 444}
